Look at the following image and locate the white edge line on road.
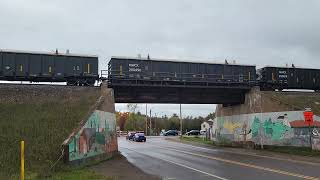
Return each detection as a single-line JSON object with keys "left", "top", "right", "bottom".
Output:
{"left": 161, "top": 157, "right": 229, "bottom": 180}
{"left": 156, "top": 146, "right": 319, "bottom": 180}
{"left": 122, "top": 147, "right": 230, "bottom": 180}
{"left": 158, "top": 140, "right": 320, "bottom": 167}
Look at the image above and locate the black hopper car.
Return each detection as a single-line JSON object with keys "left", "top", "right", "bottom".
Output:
{"left": 107, "top": 56, "right": 256, "bottom": 87}
{"left": 258, "top": 66, "right": 320, "bottom": 91}
{"left": 2, "top": 49, "right": 320, "bottom": 91}
{"left": 107, "top": 56, "right": 320, "bottom": 91}
{"left": 0, "top": 50, "right": 98, "bottom": 86}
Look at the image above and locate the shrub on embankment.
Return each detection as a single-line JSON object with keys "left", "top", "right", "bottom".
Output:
{"left": 0, "top": 84, "right": 100, "bottom": 178}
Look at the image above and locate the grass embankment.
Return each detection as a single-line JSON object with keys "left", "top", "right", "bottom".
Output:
{"left": 260, "top": 146, "right": 320, "bottom": 157}
{"left": 0, "top": 86, "right": 100, "bottom": 179}
{"left": 180, "top": 135, "right": 232, "bottom": 147}
{"left": 180, "top": 136, "right": 214, "bottom": 145}
{"left": 263, "top": 91, "right": 320, "bottom": 114}
{"left": 27, "top": 168, "right": 112, "bottom": 180}
{"left": 10, "top": 167, "right": 111, "bottom": 180}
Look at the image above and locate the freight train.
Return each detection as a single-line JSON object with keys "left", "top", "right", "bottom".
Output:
{"left": 0, "top": 50, "right": 98, "bottom": 86}
{"left": 108, "top": 56, "right": 320, "bottom": 91}
{"left": 107, "top": 56, "right": 256, "bottom": 86}
{"left": 258, "top": 66, "right": 320, "bottom": 91}
{"left": 1, "top": 49, "right": 320, "bottom": 91}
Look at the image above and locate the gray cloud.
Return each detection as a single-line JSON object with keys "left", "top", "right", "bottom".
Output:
{"left": 1, "top": 0, "right": 319, "bottom": 116}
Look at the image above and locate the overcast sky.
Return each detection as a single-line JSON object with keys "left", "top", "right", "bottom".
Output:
{"left": 1, "top": 0, "right": 319, "bottom": 117}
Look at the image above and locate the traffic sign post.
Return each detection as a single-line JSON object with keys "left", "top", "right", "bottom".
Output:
{"left": 304, "top": 108, "right": 314, "bottom": 149}
{"left": 304, "top": 110, "right": 314, "bottom": 125}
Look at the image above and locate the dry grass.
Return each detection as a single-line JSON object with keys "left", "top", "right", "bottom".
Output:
{"left": 263, "top": 91, "right": 320, "bottom": 115}
{"left": 0, "top": 85, "right": 100, "bottom": 178}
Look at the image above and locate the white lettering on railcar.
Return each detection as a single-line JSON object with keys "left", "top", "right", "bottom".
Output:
{"left": 279, "top": 75, "right": 288, "bottom": 78}
{"left": 129, "top": 64, "right": 141, "bottom": 72}
{"left": 129, "top": 64, "right": 139, "bottom": 67}
{"left": 278, "top": 70, "right": 288, "bottom": 79}
{"left": 129, "top": 68, "right": 142, "bottom": 72}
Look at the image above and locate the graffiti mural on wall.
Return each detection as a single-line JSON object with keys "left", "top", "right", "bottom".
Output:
{"left": 67, "top": 110, "right": 117, "bottom": 161}
{"left": 214, "top": 111, "right": 320, "bottom": 148}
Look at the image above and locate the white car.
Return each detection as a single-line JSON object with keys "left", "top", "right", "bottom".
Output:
{"left": 200, "top": 130, "right": 206, "bottom": 135}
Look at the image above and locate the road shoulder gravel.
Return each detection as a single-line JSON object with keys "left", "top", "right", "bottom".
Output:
{"left": 91, "top": 154, "right": 161, "bottom": 180}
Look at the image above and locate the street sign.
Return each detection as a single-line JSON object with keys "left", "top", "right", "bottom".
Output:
{"left": 304, "top": 110, "right": 314, "bottom": 125}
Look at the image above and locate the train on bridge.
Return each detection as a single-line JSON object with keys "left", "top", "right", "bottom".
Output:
{"left": 107, "top": 56, "right": 320, "bottom": 91}
{"left": 1, "top": 49, "right": 320, "bottom": 91}
{"left": 0, "top": 50, "right": 98, "bottom": 86}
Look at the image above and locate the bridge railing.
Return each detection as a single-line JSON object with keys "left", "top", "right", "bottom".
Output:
{"left": 100, "top": 70, "right": 256, "bottom": 85}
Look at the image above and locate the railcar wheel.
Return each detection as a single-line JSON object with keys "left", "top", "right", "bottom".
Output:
{"left": 86, "top": 79, "right": 96, "bottom": 86}
{"left": 67, "top": 79, "right": 78, "bottom": 86}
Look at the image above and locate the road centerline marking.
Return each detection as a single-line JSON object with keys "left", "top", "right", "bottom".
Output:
{"left": 122, "top": 147, "right": 230, "bottom": 180}
{"left": 156, "top": 146, "right": 319, "bottom": 180}
{"left": 159, "top": 140, "right": 320, "bottom": 167}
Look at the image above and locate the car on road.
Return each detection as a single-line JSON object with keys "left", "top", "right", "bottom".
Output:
{"left": 200, "top": 130, "right": 206, "bottom": 135}
{"left": 163, "top": 130, "right": 178, "bottom": 136}
{"left": 126, "top": 132, "right": 136, "bottom": 141}
{"left": 133, "top": 133, "right": 146, "bottom": 142}
{"left": 186, "top": 130, "right": 200, "bottom": 136}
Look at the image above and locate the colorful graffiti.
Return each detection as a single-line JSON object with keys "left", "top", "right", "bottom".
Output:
{"left": 251, "top": 117, "right": 292, "bottom": 141}
{"left": 223, "top": 121, "right": 242, "bottom": 134}
{"left": 67, "top": 110, "right": 118, "bottom": 161}
{"left": 312, "top": 129, "right": 320, "bottom": 150}
{"left": 214, "top": 111, "right": 320, "bottom": 148}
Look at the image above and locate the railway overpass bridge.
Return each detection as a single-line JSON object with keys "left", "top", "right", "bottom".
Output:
{"left": 101, "top": 81, "right": 320, "bottom": 180}
{"left": 107, "top": 80, "right": 252, "bottom": 104}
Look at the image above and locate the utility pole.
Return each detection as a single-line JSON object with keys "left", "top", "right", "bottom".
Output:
{"left": 155, "top": 113, "right": 157, "bottom": 136}
{"left": 259, "top": 91, "right": 264, "bottom": 149}
{"left": 150, "top": 109, "right": 152, "bottom": 136}
{"left": 180, "top": 104, "right": 182, "bottom": 138}
{"left": 145, "top": 104, "right": 148, "bottom": 135}
{"left": 309, "top": 123, "right": 312, "bottom": 149}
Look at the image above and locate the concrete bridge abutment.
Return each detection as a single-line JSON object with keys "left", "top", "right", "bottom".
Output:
{"left": 63, "top": 82, "right": 118, "bottom": 164}
{"left": 214, "top": 87, "right": 320, "bottom": 150}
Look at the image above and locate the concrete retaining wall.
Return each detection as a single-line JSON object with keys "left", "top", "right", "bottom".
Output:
{"left": 63, "top": 82, "right": 118, "bottom": 164}
{"left": 214, "top": 87, "right": 320, "bottom": 150}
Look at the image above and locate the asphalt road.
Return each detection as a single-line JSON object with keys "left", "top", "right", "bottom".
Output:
{"left": 119, "top": 136, "right": 320, "bottom": 180}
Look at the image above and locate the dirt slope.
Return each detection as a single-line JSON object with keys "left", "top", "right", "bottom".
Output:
{"left": 262, "top": 91, "right": 320, "bottom": 115}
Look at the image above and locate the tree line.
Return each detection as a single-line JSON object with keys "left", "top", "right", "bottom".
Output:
{"left": 116, "top": 107, "right": 215, "bottom": 135}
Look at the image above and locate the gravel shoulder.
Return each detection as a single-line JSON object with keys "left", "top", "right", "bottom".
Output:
{"left": 91, "top": 154, "right": 161, "bottom": 180}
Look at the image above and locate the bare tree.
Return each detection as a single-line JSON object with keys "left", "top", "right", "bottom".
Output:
{"left": 127, "top": 103, "right": 138, "bottom": 113}
{"left": 127, "top": 104, "right": 138, "bottom": 130}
